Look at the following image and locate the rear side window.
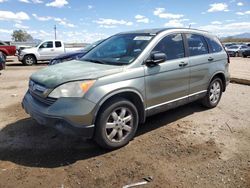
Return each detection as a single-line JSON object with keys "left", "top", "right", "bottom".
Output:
{"left": 186, "top": 34, "right": 208, "bottom": 56}
{"left": 55, "top": 41, "right": 62, "bottom": 48}
{"left": 206, "top": 37, "right": 223, "bottom": 53}
{"left": 152, "top": 33, "right": 185, "bottom": 61}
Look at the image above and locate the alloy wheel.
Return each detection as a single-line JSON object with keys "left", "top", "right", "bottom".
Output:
{"left": 105, "top": 107, "right": 133, "bottom": 143}
{"left": 209, "top": 81, "right": 221, "bottom": 104}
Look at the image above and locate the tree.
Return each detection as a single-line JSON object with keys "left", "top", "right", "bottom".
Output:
{"left": 11, "top": 30, "right": 33, "bottom": 42}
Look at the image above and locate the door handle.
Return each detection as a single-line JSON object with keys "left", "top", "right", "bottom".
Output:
{"left": 179, "top": 62, "right": 188, "bottom": 67}
{"left": 50, "top": 49, "right": 55, "bottom": 51}
{"left": 208, "top": 57, "right": 214, "bottom": 61}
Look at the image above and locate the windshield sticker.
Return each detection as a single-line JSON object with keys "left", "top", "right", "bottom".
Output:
{"left": 133, "top": 36, "right": 152, "bottom": 41}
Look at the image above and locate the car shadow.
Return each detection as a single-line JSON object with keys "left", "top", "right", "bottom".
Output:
{"left": 0, "top": 102, "right": 207, "bottom": 168}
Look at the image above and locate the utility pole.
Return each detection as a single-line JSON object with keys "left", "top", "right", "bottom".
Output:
{"left": 54, "top": 25, "right": 57, "bottom": 40}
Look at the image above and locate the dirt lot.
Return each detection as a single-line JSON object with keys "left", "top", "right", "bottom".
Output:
{"left": 0, "top": 57, "right": 250, "bottom": 188}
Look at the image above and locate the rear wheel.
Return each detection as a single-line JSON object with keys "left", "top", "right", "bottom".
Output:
{"left": 201, "top": 78, "right": 223, "bottom": 108}
{"left": 94, "top": 97, "right": 139, "bottom": 149}
{"left": 23, "top": 55, "right": 37, "bottom": 66}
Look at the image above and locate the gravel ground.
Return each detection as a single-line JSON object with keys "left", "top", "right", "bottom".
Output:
{"left": 0, "top": 57, "right": 249, "bottom": 188}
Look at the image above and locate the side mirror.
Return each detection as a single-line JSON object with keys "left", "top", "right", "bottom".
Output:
{"left": 146, "top": 52, "right": 167, "bottom": 65}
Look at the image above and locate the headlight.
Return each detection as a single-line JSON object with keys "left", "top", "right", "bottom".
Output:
{"left": 48, "top": 80, "right": 95, "bottom": 98}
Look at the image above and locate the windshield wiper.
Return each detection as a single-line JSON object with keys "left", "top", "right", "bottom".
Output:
{"left": 81, "top": 58, "right": 105, "bottom": 64}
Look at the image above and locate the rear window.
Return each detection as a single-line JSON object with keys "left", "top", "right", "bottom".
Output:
{"left": 186, "top": 34, "right": 209, "bottom": 56}
{"left": 206, "top": 37, "right": 223, "bottom": 53}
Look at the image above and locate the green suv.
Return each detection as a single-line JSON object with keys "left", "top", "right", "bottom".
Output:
{"left": 22, "top": 28, "right": 230, "bottom": 149}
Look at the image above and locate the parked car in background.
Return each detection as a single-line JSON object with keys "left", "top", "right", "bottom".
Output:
{"left": 0, "top": 51, "right": 6, "bottom": 71}
{"left": 226, "top": 45, "right": 248, "bottom": 57}
{"left": 18, "top": 40, "right": 82, "bottom": 65}
{"left": 241, "top": 47, "right": 250, "bottom": 58}
{"left": 223, "top": 43, "right": 233, "bottom": 50}
{"left": 0, "top": 41, "right": 16, "bottom": 60}
{"left": 49, "top": 39, "right": 104, "bottom": 65}
{"left": 22, "top": 28, "right": 230, "bottom": 149}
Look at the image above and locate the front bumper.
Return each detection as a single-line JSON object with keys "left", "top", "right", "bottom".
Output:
{"left": 22, "top": 91, "right": 96, "bottom": 138}
{"left": 18, "top": 54, "right": 24, "bottom": 61}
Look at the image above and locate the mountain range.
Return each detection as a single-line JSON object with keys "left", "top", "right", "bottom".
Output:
{"left": 224, "top": 33, "right": 250, "bottom": 39}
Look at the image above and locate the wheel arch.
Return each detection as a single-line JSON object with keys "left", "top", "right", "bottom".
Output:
{"left": 0, "top": 50, "right": 7, "bottom": 57}
{"left": 24, "top": 54, "right": 37, "bottom": 61}
{"left": 93, "top": 89, "right": 146, "bottom": 125}
{"left": 210, "top": 72, "right": 226, "bottom": 92}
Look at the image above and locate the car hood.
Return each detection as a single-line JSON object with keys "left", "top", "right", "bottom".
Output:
{"left": 31, "top": 60, "right": 124, "bottom": 88}
{"left": 21, "top": 47, "right": 37, "bottom": 54}
{"left": 53, "top": 50, "right": 86, "bottom": 60}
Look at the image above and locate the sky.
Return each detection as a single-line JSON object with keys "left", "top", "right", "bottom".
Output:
{"left": 0, "top": 0, "right": 250, "bottom": 43}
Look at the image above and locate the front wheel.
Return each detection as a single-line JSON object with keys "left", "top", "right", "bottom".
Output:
{"left": 201, "top": 78, "right": 223, "bottom": 108}
{"left": 94, "top": 98, "right": 139, "bottom": 149}
{"left": 22, "top": 55, "right": 37, "bottom": 66}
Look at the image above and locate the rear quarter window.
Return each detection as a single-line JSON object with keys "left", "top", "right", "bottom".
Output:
{"left": 205, "top": 37, "right": 223, "bottom": 53}
{"left": 55, "top": 41, "right": 62, "bottom": 48}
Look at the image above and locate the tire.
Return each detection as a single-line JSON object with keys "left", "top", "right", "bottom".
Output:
{"left": 2, "top": 53, "right": 6, "bottom": 61}
{"left": 243, "top": 54, "right": 247, "bottom": 58}
{"left": 201, "top": 78, "right": 223, "bottom": 108}
{"left": 22, "top": 55, "right": 37, "bottom": 66}
{"left": 94, "top": 97, "right": 139, "bottom": 149}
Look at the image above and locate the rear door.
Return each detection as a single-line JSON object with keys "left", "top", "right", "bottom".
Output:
{"left": 185, "top": 33, "right": 211, "bottom": 98}
{"left": 53, "top": 41, "right": 65, "bottom": 57}
{"left": 144, "top": 33, "right": 190, "bottom": 114}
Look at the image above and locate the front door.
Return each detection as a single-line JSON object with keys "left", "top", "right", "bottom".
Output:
{"left": 144, "top": 33, "right": 190, "bottom": 115}
{"left": 38, "top": 41, "right": 55, "bottom": 60}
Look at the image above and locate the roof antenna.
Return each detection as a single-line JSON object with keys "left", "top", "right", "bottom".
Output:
{"left": 189, "top": 24, "right": 191, "bottom": 29}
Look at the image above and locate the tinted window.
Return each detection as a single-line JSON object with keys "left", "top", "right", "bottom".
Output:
{"left": 40, "top": 41, "right": 53, "bottom": 48}
{"left": 241, "top": 46, "right": 248, "bottom": 49}
{"left": 206, "top": 37, "right": 223, "bottom": 53}
{"left": 186, "top": 34, "right": 208, "bottom": 56}
{"left": 82, "top": 34, "right": 153, "bottom": 65}
{"left": 152, "top": 34, "right": 185, "bottom": 60}
{"left": 229, "top": 46, "right": 238, "bottom": 49}
{"left": 55, "top": 41, "right": 62, "bottom": 48}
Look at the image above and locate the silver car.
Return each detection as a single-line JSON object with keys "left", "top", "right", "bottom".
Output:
{"left": 22, "top": 28, "right": 230, "bottom": 149}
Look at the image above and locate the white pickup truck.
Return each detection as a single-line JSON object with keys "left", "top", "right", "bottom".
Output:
{"left": 18, "top": 40, "right": 81, "bottom": 65}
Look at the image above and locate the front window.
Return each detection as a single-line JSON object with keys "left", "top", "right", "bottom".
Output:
{"left": 81, "top": 33, "right": 154, "bottom": 65}
{"left": 40, "top": 41, "right": 53, "bottom": 49}
{"left": 152, "top": 33, "right": 185, "bottom": 61}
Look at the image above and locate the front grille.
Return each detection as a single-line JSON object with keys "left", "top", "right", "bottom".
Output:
{"left": 29, "top": 90, "right": 57, "bottom": 106}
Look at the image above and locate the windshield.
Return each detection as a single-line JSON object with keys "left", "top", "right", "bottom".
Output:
{"left": 229, "top": 46, "right": 239, "bottom": 49}
{"left": 83, "top": 39, "right": 104, "bottom": 52}
{"left": 81, "top": 33, "right": 154, "bottom": 65}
